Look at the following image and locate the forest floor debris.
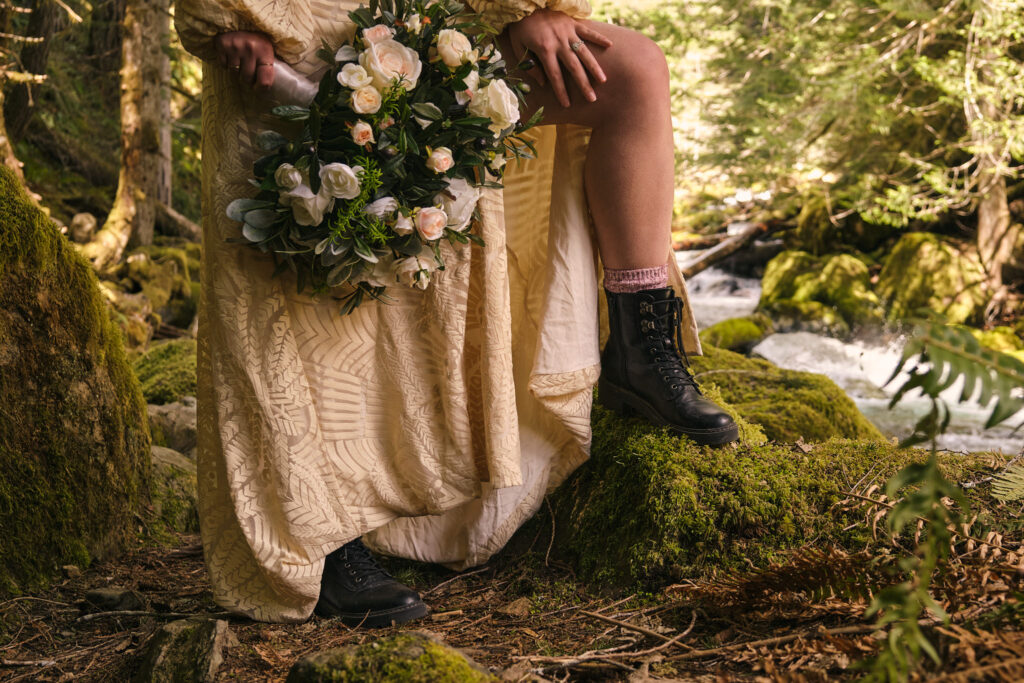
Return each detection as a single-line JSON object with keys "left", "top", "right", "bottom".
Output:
{"left": 3, "top": 528, "right": 1024, "bottom": 682}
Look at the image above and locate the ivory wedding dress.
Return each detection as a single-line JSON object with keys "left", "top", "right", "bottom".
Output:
{"left": 175, "top": 0, "right": 701, "bottom": 622}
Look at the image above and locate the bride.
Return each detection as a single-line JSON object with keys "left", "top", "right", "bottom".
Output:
{"left": 175, "top": 0, "right": 737, "bottom": 626}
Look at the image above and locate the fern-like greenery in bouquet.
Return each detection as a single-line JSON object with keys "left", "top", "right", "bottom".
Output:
{"left": 226, "top": 0, "right": 541, "bottom": 313}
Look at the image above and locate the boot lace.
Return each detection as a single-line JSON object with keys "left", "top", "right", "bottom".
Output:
{"left": 338, "top": 539, "right": 391, "bottom": 585}
{"left": 638, "top": 297, "right": 699, "bottom": 398}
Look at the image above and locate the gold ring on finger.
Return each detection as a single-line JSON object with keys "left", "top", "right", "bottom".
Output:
{"left": 230, "top": 64, "right": 241, "bottom": 70}
{"left": 569, "top": 39, "right": 584, "bottom": 53}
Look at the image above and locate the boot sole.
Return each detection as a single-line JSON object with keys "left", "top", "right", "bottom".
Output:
{"left": 313, "top": 599, "right": 429, "bottom": 628}
{"left": 598, "top": 379, "right": 740, "bottom": 446}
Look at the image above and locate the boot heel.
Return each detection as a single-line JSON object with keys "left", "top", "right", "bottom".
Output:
{"left": 598, "top": 378, "right": 634, "bottom": 416}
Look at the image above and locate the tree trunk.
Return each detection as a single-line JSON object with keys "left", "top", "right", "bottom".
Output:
{"left": 976, "top": 170, "right": 1017, "bottom": 316}
{"left": 89, "top": 0, "right": 126, "bottom": 76}
{"left": 82, "top": 0, "right": 169, "bottom": 269}
{"left": 0, "top": 90, "right": 27, "bottom": 185}
{"left": 4, "top": 0, "right": 62, "bottom": 143}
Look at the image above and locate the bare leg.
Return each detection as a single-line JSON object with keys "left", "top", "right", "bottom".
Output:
{"left": 500, "top": 21, "right": 675, "bottom": 270}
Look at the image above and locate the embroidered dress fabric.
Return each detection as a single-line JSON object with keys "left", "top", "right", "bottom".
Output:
{"left": 175, "top": 0, "right": 702, "bottom": 623}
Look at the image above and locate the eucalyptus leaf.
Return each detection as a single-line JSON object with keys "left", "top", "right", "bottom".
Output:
{"left": 243, "top": 209, "right": 280, "bottom": 230}
{"left": 226, "top": 198, "right": 275, "bottom": 222}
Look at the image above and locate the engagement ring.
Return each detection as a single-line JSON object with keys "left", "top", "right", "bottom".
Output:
{"left": 569, "top": 39, "right": 584, "bottom": 53}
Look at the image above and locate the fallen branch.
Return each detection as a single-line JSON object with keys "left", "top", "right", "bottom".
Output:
{"left": 679, "top": 220, "right": 792, "bottom": 279}
{"left": 76, "top": 610, "right": 232, "bottom": 623}
{"left": 156, "top": 201, "right": 201, "bottom": 242}
{"left": 580, "top": 610, "right": 678, "bottom": 647}
{"left": 673, "top": 233, "right": 730, "bottom": 251}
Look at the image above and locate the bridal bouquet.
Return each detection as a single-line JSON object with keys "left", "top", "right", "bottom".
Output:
{"left": 226, "top": 0, "right": 540, "bottom": 314}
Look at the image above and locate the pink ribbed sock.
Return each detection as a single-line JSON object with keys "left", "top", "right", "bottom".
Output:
{"left": 604, "top": 265, "right": 669, "bottom": 293}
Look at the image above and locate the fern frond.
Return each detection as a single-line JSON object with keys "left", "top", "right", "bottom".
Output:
{"left": 992, "top": 464, "right": 1024, "bottom": 502}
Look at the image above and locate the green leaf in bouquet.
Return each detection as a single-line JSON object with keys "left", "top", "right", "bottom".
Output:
{"left": 391, "top": 233, "right": 422, "bottom": 256}
{"left": 242, "top": 222, "right": 273, "bottom": 243}
{"left": 315, "top": 237, "right": 332, "bottom": 255}
{"left": 256, "top": 130, "right": 290, "bottom": 152}
{"left": 522, "top": 106, "right": 545, "bottom": 131}
{"left": 294, "top": 155, "right": 311, "bottom": 170}
{"left": 316, "top": 46, "right": 335, "bottom": 66}
{"left": 453, "top": 116, "right": 492, "bottom": 127}
{"left": 310, "top": 155, "right": 322, "bottom": 194}
{"left": 327, "top": 260, "right": 356, "bottom": 287}
{"left": 272, "top": 105, "right": 311, "bottom": 121}
{"left": 465, "top": 232, "right": 486, "bottom": 247}
{"left": 226, "top": 197, "right": 276, "bottom": 222}
{"left": 353, "top": 236, "right": 380, "bottom": 263}
{"left": 348, "top": 7, "right": 375, "bottom": 29}
{"left": 309, "top": 104, "right": 322, "bottom": 141}
{"left": 411, "top": 102, "right": 444, "bottom": 121}
{"left": 243, "top": 208, "right": 280, "bottom": 230}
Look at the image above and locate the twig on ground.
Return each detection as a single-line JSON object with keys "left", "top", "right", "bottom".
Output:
{"left": 75, "top": 610, "right": 232, "bottom": 623}
{"left": 424, "top": 566, "right": 493, "bottom": 596}
{"left": 580, "top": 610, "right": 680, "bottom": 647}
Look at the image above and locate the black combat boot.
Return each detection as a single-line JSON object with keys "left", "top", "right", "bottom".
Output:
{"left": 599, "top": 287, "right": 739, "bottom": 446}
{"left": 313, "top": 538, "right": 429, "bottom": 627}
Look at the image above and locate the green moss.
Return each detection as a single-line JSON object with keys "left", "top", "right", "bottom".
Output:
{"left": 876, "top": 232, "right": 987, "bottom": 325}
{"left": 149, "top": 447, "right": 199, "bottom": 539}
{"left": 699, "top": 313, "right": 774, "bottom": 353}
{"left": 285, "top": 633, "right": 496, "bottom": 683}
{"left": 691, "top": 345, "right": 883, "bottom": 443}
{"left": 0, "top": 166, "right": 150, "bottom": 597}
{"left": 971, "top": 326, "right": 1024, "bottom": 353}
{"left": 132, "top": 339, "right": 198, "bottom": 405}
{"left": 758, "top": 250, "right": 883, "bottom": 334}
{"left": 544, "top": 405, "right": 978, "bottom": 589}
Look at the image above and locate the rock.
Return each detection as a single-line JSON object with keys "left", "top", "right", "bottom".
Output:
{"left": 150, "top": 446, "right": 198, "bottom": 534}
{"left": 0, "top": 166, "right": 150, "bottom": 597}
{"left": 132, "top": 339, "right": 197, "bottom": 405}
{"left": 498, "top": 597, "right": 531, "bottom": 617}
{"left": 286, "top": 632, "right": 495, "bottom": 682}
{"left": 758, "top": 250, "right": 883, "bottom": 335}
{"left": 62, "top": 565, "right": 82, "bottom": 578}
{"left": 84, "top": 586, "right": 148, "bottom": 612}
{"left": 148, "top": 401, "right": 197, "bottom": 458}
{"left": 876, "top": 232, "right": 987, "bottom": 325}
{"left": 69, "top": 212, "right": 97, "bottom": 243}
{"left": 133, "top": 618, "right": 232, "bottom": 683}
{"left": 699, "top": 314, "right": 775, "bottom": 354}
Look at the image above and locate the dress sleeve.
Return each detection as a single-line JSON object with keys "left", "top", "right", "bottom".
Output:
{"left": 174, "top": 0, "right": 315, "bottom": 63}
{"left": 466, "top": 0, "right": 592, "bottom": 34}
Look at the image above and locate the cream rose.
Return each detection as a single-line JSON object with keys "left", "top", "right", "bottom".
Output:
{"left": 274, "top": 163, "right": 302, "bottom": 190}
{"left": 363, "top": 196, "right": 398, "bottom": 218}
{"left": 362, "top": 24, "right": 395, "bottom": 45}
{"left": 393, "top": 246, "right": 438, "bottom": 290}
{"left": 468, "top": 79, "right": 520, "bottom": 136}
{"left": 405, "top": 14, "right": 422, "bottom": 34}
{"left": 351, "top": 120, "right": 375, "bottom": 145}
{"left": 282, "top": 185, "right": 333, "bottom": 226}
{"left": 435, "top": 178, "right": 481, "bottom": 232}
{"left": 489, "top": 153, "right": 507, "bottom": 171}
{"left": 393, "top": 213, "right": 414, "bottom": 235}
{"left": 319, "top": 163, "right": 362, "bottom": 199}
{"left": 426, "top": 147, "right": 455, "bottom": 174}
{"left": 436, "top": 29, "right": 474, "bottom": 68}
{"left": 455, "top": 68, "right": 480, "bottom": 106}
{"left": 350, "top": 85, "right": 382, "bottom": 114}
{"left": 359, "top": 39, "right": 423, "bottom": 90}
{"left": 338, "top": 63, "right": 373, "bottom": 89}
{"left": 415, "top": 207, "right": 448, "bottom": 241}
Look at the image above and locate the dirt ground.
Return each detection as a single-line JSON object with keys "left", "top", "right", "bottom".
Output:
{"left": 3, "top": 530, "right": 1024, "bottom": 682}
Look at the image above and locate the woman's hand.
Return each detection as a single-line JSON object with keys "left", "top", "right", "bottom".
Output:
{"left": 214, "top": 31, "right": 276, "bottom": 89}
{"left": 506, "top": 9, "right": 613, "bottom": 108}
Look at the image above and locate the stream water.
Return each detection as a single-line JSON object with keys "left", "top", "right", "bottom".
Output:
{"left": 679, "top": 255, "right": 1022, "bottom": 455}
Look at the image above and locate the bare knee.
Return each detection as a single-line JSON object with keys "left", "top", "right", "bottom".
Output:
{"left": 593, "top": 27, "right": 670, "bottom": 106}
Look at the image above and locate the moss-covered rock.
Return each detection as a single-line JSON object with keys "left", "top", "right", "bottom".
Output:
{"left": 150, "top": 446, "right": 198, "bottom": 536}
{"left": 543, "top": 406, "right": 982, "bottom": 589}
{"left": 876, "top": 232, "right": 987, "bottom": 325}
{"left": 758, "top": 250, "right": 884, "bottom": 335}
{"left": 699, "top": 313, "right": 775, "bottom": 354}
{"left": 132, "top": 339, "right": 198, "bottom": 405}
{"left": 285, "top": 633, "right": 495, "bottom": 683}
{"left": 133, "top": 617, "right": 232, "bottom": 683}
{"left": 0, "top": 166, "right": 150, "bottom": 597}
{"left": 691, "top": 345, "right": 883, "bottom": 443}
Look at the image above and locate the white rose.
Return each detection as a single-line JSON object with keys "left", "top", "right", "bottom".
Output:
{"left": 393, "top": 213, "right": 414, "bottom": 235}
{"left": 405, "top": 14, "right": 422, "bottom": 34}
{"left": 489, "top": 153, "right": 507, "bottom": 171}
{"left": 359, "top": 39, "right": 423, "bottom": 90}
{"left": 489, "top": 48, "right": 502, "bottom": 63}
{"left": 393, "top": 246, "right": 437, "bottom": 290}
{"left": 363, "top": 196, "right": 398, "bottom": 218}
{"left": 274, "top": 163, "right": 302, "bottom": 190}
{"left": 351, "top": 120, "right": 375, "bottom": 145}
{"left": 435, "top": 178, "right": 482, "bottom": 232}
{"left": 338, "top": 63, "right": 373, "bottom": 89}
{"left": 415, "top": 206, "right": 448, "bottom": 241}
{"left": 468, "top": 79, "right": 520, "bottom": 136}
{"left": 436, "top": 29, "right": 474, "bottom": 68}
{"left": 350, "top": 85, "right": 382, "bottom": 114}
{"left": 282, "top": 185, "right": 333, "bottom": 226}
{"left": 455, "top": 68, "right": 480, "bottom": 106}
{"left": 363, "top": 24, "right": 396, "bottom": 45}
{"left": 426, "top": 147, "right": 454, "bottom": 174}
{"left": 319, "top": 163, "right": 362, "bottom": 199}
{"left": 335, "top": 44, "right": 359, "bottom": 62}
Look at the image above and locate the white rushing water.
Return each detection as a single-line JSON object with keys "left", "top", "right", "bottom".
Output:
{"left": 681, "top": 262, "right": 1022, "bottom": 454}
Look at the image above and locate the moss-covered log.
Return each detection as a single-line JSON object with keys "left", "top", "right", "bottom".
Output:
{"left": 0, "top": 166, "right": 150, "bottom": 596}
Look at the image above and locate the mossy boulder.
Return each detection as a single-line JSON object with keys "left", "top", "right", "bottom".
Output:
{"left": 758, "top": 250, "right": 884, "bottom": 335}
{"left": 542, "top": 405, "right": 985, "bottom": 589}
{"left": 699, "top": 313, "right": 775, "bottom": 354}
{"left": 285, "top": 633, "right": 495, "bottom": 683}
{"left": 0, "top": 166, "right": 150, "bottom": 596}
{"left": 133, "top": 618, "right": 232, "bottom": 683}
{"left": 150, "top": 446, "right": 199, "bottom": 536}
{"left": 876, "top": 232, "right": 987, "bottom": 325}
{"left": 132, "top": 339, "right": 198, "bottom": 405}
{"left": 691, "top": 345, "right": 883, "bottom": 443}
